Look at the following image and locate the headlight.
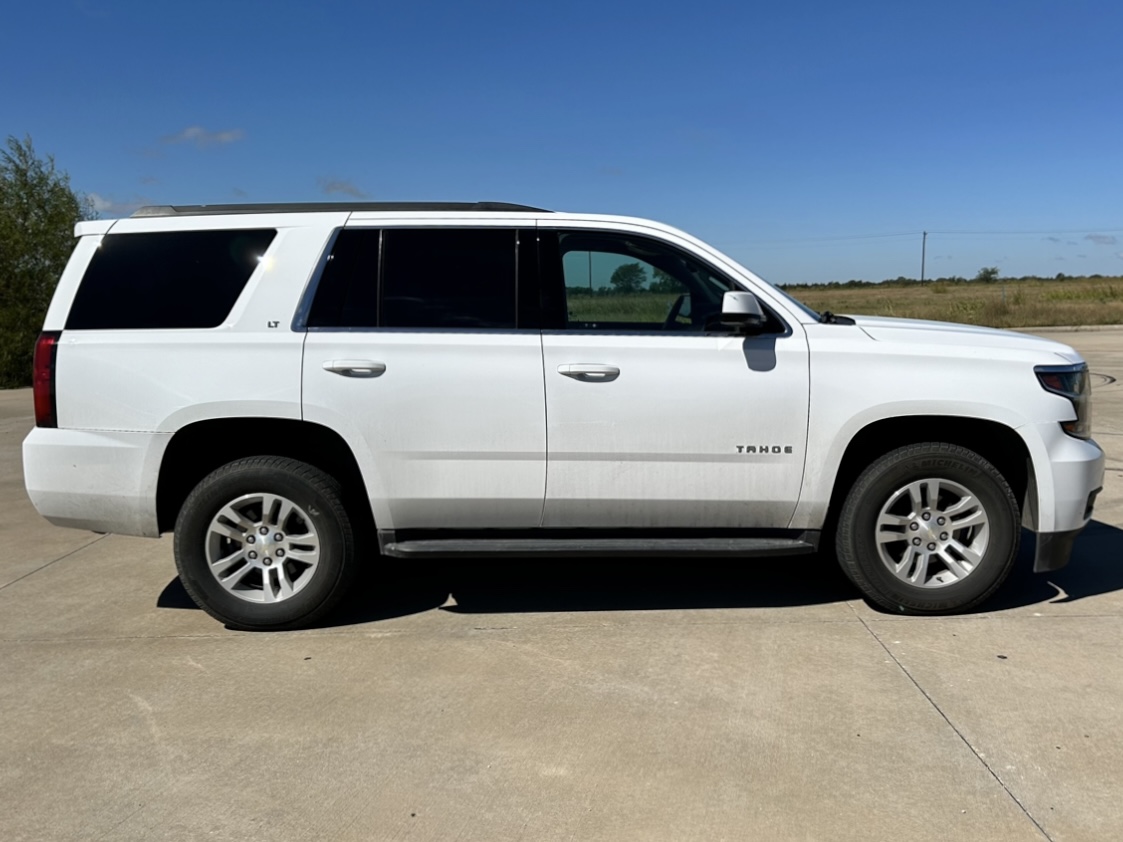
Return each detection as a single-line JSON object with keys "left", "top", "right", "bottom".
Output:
{"left": 1035, "top": 363, "right": 1091, "bottom": 439}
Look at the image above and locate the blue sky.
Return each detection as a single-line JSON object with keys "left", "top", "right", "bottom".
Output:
{"left": 3, "top": 0, "right": 1122, "bottom": 283}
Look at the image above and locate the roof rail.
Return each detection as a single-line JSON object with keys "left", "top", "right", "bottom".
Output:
{"left": 131, "top": 201, "right": 551, "bottom": 218}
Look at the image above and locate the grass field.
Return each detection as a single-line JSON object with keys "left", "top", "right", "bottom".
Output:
{"left": 566, "top": 276, "right": 1123, "bottom": 329}
{"left": 779, "top": 275, "right": 1123, "bottom": 328}
{"left": 566, "top": 292, "right": 682, "bottom": 324}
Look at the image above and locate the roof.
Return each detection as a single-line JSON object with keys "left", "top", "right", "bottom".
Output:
{"left": 130, "top": 201, "right": 551, "bottom": 218}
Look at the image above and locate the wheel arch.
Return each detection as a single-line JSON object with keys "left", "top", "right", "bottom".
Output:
{"left": 156, "top": 418, "right": 372, "bottom": 536}
{"left": 825, "top": 415, "right": 1034, "bottom": 533}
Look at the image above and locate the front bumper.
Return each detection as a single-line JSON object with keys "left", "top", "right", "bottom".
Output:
{"left": 1034, "top": 527, "right": 1084, "bottom": 573}
{"left": 1032, "top": 485, "right": 1102, "bottom": 573}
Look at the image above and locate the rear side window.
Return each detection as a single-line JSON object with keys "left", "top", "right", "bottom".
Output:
{"left": 306, "top": 229, "right": 381, "bottom": 328}
{"left": 307, "top": 228, "right": 520, "bottom": 330}
{"left": 66, "top": 229, "right": 276, "bottom": 330}
{"left": 382, "top": 229, "right": 516, "bottom": 329}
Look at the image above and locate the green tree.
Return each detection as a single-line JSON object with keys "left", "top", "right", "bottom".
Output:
{"left": 0, "top": 136, "right": 93, "bottom": 387}
{"left": 609, "top": 262, "right": 647, "bottom": 294}
{"left": 649, "top": 267, "right": 681, "bottom": 293}
{"left": 974, "top": 266, "right": 1000, "bottom": 284}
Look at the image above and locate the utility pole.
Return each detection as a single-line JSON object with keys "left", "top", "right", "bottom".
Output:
{"left": 920, "top": 231, "right": 927, "bottom": 283}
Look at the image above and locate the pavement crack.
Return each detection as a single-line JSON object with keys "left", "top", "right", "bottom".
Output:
{"left": 0, "top": 533, "right": 108, "bottom": 592}
{"left": 851, "top": 606, "right": 1055, "bottom": 842}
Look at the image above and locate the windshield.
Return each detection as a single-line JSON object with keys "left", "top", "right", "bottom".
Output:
{"left": 755, "top": 275, "right": 821, "bottom": 320}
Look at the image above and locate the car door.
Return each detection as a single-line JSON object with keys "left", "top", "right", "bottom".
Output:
{"left": 301, "top": 225, "right": 546, "bottom": 531}
{"left": 538, "top": 226, "right": 810, "bottom": 529}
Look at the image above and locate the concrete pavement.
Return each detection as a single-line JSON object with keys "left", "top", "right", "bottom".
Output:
{"left": 1, "top": 327, "right": 1121, "bottom": 842}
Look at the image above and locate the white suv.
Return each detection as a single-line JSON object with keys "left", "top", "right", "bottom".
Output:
{"left": 22, "top": 202, "right": 1105, "bottom": 629}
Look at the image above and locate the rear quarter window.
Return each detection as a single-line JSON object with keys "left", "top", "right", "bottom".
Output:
{"left": 65, "top": 229, "right": 276, "bottom": 330}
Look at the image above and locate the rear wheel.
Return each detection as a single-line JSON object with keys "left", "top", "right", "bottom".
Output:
{"left": 174, "top": 456, "right": 356, "bottom": 630}
{"left": 836, "top": 443, "right": 1019, "bottom": 614}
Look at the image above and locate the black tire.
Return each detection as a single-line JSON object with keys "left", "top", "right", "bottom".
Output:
{"left": 174, "top": 456, "right": 356, "bottom": 631}
{"left": 835, "top": 443, "right": 1019, "bottom": 614}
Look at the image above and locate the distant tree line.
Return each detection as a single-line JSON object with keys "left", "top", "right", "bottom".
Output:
{"left": 568, "top": 258, "right": 1122, "bottom": 298}
{"left": 779, "top": 266, "right": 1121, "bottom": 291}
{"left": 567, "top": 262, "right": 682, "bottom": 296}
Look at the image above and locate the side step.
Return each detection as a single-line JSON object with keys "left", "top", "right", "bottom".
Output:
{"left": 382, "top": 535, "right": 819, "bottom": 559}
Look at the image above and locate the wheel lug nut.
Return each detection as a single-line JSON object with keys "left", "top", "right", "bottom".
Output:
{"left": 274, "top": 533, "right": 284, "bottom": 541}
{"left": 922, "top": 512, "right": 931, "bottom": 521}
{"left": 246, "top": 535, "right": 255, "bottom": 544}
{"left": 927, "top": 542, "right": 936, "bottom": 551}
{"left": 248, "top": 551, "right": 257, "bottom": 559}
{"left": 909, "top": 523, "right": 919, "bottom": 531}
{"left": 276, "top": 549, "right": 285, "bottom": 558}
{"left": 263, "top": 557, "right": 272, "bottom": 566}
{"left": 940, "top": 532, "right": 949, "bottom": 541}
{"left": 912, "top": 537, "right": 921, "bottom": 546}
{"left": 937, "top": 517, "right": 946, "bottom": 525}
{"left": 259, "top": 526, "right": 269, "bottom": 535}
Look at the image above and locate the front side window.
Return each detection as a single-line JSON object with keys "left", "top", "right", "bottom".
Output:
{"left": 555, "top": 231, "right": 735, "bottom": 332}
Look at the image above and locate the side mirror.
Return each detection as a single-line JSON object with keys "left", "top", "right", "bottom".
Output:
{"left": 720, "top": 290, "right": 767, "bottom": 333}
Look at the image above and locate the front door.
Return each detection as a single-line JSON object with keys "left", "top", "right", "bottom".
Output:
{"left": 538, "top": 228, "right": 810, "bottom": 529}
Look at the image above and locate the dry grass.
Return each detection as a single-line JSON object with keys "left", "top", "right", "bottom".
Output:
{"left": 781, "top": 276, "right": 1123, "bottom": 328}
{"left": 564, "top": 277, "right": 1123, "bottom": 329}
{"left": 566, "top": 292, "right": 680, "bottom": 323}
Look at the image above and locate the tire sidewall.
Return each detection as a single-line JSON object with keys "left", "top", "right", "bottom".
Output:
{"left": 841, "top": 447, "right": 1018, "bottom": 613}
{"left": 174, "top": 461, "right": 351, "bottom": 629}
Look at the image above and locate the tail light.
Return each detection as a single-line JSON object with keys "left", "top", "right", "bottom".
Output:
{"left": 33, "top": 331, "right": 60, "bottom": 428}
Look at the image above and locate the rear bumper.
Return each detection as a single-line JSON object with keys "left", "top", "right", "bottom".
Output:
{"left": 22, "top": 427, "right": 169, "bottom": 537}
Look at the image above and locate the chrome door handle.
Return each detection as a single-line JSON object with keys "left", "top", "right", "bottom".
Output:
{"left": 322, "top": 360, "right": 386, "bottom": 378}
{"left": 558, "top": 364, "right": 620, "bottom": 382}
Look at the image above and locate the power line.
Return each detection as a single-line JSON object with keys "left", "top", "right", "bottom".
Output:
{"left": 732, "top": 225, "right": 1123, "bottom": 246}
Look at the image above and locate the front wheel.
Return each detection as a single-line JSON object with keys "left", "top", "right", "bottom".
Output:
{"left": 836, "top": 443, "right": 1019, "bottom": 614}
{"left": 174, "top": 456, "right": 356, "bottom": 630}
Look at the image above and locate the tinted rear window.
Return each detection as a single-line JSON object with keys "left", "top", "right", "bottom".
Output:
{"left": 306, "top": 227, "right": 519, "bottom": 329}
{"left": 305, "top": 229, "right": 380, "bottom": 328}
{"left": 382, "top": 228, "right": 517, "bottom": 329}
{"left": 66, "top": 229, "right": 276, "bottom": 330}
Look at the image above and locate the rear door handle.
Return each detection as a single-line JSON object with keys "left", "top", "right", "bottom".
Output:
{"left": 323, "top": 360, "right": 386, "bottom": 378}
{"left": 558, "top": 364, "right": 620, "bottom": 383}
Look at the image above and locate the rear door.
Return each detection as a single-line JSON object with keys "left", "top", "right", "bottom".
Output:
{"left": 301, "top": 225, "right": 546, "bottom": 530}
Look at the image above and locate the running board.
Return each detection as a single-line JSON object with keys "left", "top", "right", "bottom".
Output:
{"left": 381, "top": 534, "right": 819, "bottom": 559}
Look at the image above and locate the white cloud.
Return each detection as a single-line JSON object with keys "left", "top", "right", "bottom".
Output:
{"left": 1085, "top": 233, "right": 1118, "bottom": 246}
{"left": 88, "top": 192, "right": 150, "bottom": 217}
{"left": 162, "top": 126, "right": 245, "bottom": 148}
{"left": 319, "top": 178, "right": 367, "bottom": 198}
